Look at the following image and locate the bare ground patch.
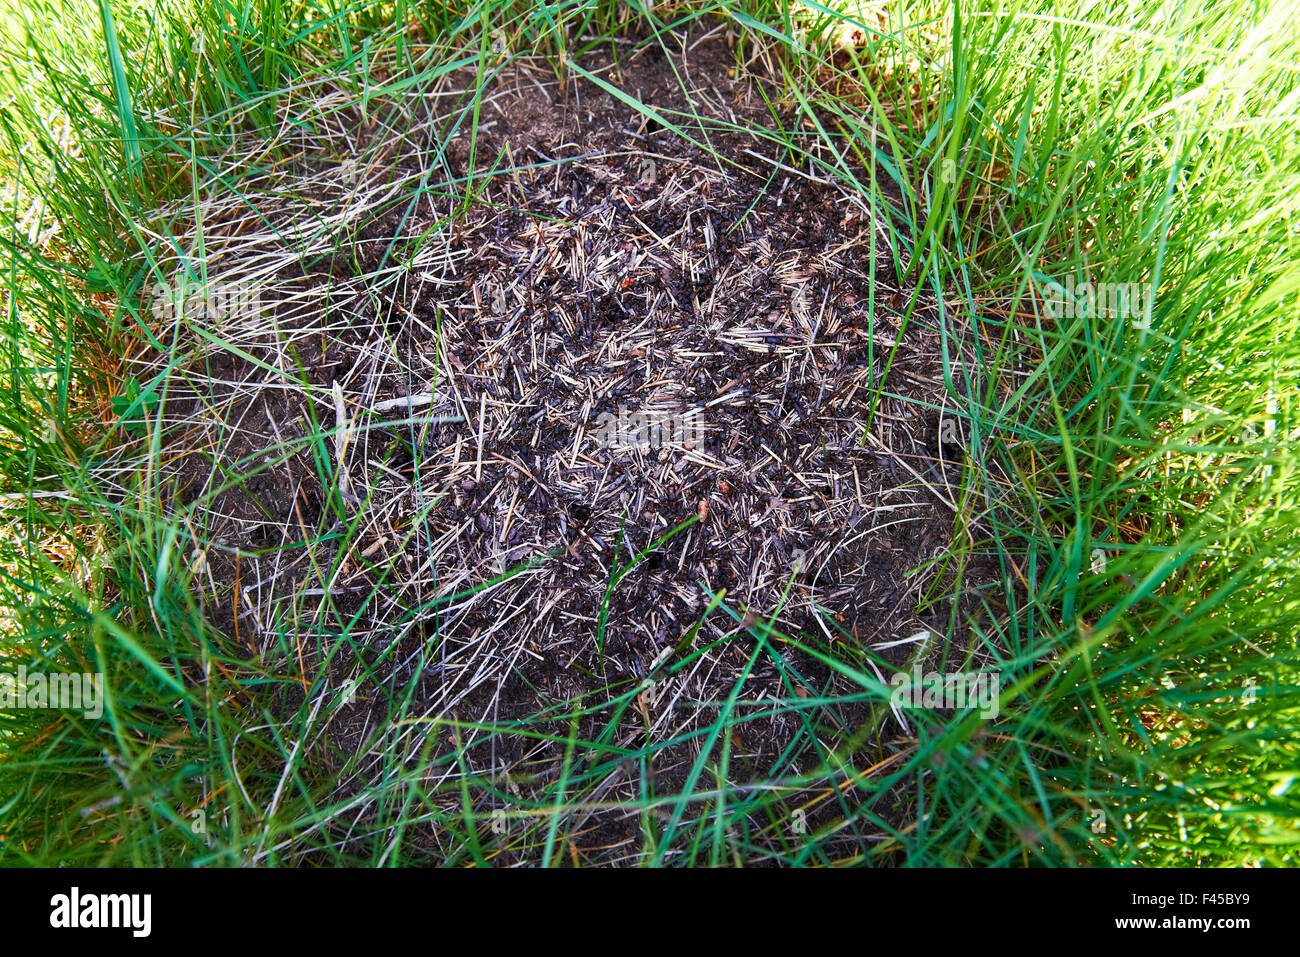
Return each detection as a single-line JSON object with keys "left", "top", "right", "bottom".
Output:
{"left": 138, "top": 27, "right": 1006, "bottom": 863}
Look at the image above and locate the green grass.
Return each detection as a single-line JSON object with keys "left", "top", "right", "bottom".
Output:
{"left": 0, "top": 0, "right": 1296, "bottom": 865}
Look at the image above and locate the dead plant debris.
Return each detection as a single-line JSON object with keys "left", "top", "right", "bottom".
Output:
{"left": 138, "top": 29, "right": 1003, "bottom": 862}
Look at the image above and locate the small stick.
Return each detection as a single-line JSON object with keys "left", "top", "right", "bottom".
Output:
{"left": 371, "top": 392, "right": 434, "bottom": 413}
{"left": 475, "top": 392, "right": 487, "bottom": 483}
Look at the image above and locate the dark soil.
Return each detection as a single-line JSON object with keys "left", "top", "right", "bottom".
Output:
{"left": 145, "top": 26, "right": 1005, "bottom": 863}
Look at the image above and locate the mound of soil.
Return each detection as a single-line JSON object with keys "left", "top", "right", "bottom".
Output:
{"left": 145, "top": 28, "right": 999, "bottom": 862}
